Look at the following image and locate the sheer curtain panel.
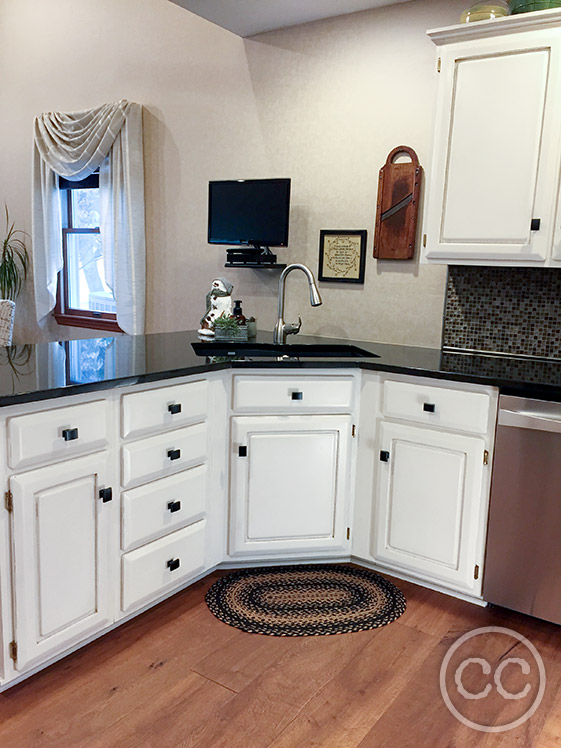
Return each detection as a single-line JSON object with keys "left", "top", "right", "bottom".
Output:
{"left": 32, "top": 100, "right": 146, "bottom": 335}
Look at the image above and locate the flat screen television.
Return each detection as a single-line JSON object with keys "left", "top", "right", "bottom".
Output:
{"left": 208, "top": 178, "right": 291, "bottom": 250}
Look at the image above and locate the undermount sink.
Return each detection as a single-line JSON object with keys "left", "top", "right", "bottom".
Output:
{"left": 192, "top": 342, "right": 379, "bottom": 358}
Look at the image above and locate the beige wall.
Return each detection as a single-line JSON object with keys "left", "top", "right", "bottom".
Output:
{"left": 0, "top": 0, "right": 274, "bottom": 342}
{"left": 1, "top": 0, "right": 466, "bottom": 347}
{"left": 244, "top": 0, "right": 467, "bottom": 346}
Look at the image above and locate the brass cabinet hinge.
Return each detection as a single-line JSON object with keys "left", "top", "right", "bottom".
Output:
{"left": 347, "top": 527, "right": 351, "bottom": 541}
{"left": 4, "top": 490, "right": 13, "bottom": 513}
{"left": 474, "top": 565, "right": 480, "bottom": 580}
{"left": 9, "top": 640, "right": 17, "bottom": 663}
{"left": 483, "top": 450, "right": 490, "bottom": 466}
{"left": 423, "top": 234, "right": 427, "bottom": 248}
{"left": 437, "top": 57, "right": 441, "bottom": 73}
{"left": 352, "top": 424, "right": 357, "bottom": 438}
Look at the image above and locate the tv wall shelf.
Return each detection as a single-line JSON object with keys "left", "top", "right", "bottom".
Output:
{"left": 225, "top": 262, "right": 287, "bottom": 269}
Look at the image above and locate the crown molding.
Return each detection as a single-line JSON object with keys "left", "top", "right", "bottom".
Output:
{"left": 428, "top": 7, "right": 561, "bottom": 46}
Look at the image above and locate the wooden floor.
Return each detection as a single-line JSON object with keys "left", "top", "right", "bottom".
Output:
{"left": 1, "top": 569, "right": 561, "bottom": 747}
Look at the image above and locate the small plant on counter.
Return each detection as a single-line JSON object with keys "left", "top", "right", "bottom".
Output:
{"left": 213, "top": 313, "right": 248, "bottom": 341}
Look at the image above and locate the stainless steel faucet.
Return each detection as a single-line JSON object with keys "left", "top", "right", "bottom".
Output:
{"left": 273, "top": 263, "right": 322, "bottom": 344}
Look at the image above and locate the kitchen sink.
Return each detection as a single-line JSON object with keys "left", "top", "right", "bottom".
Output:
{"left": 192, "top": 342, "right": 379, "bottom": 358}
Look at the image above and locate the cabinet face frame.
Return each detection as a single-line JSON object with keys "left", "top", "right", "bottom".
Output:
{"left": 424, "top": 28, "right": 561, "bottom": 266}
{"left": 0, "top": 366, "right": 499, "bottom": 691}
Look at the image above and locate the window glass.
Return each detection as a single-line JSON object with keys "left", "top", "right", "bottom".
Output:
{"left": 66, "top": 233, "right": 116, "bottom": 313}
{"left": 71, "top": 189, "right": 100, "bottom": 229}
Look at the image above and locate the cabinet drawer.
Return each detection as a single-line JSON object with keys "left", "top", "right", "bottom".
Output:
{"left": 121, "top": 380, "right": 208, "bottom": 439}
{"left": 121, "top": 422, "right": 207, "bottom": 487}
{"left": 121, "top": 520, "right": 206, "bottom": 611}
{"left": 382, "top": 380, "right": 491, "bottom": 434}
{"left": 121, "top": 466, "right": 207, "bottom": 551}
{"left": 233, "top": 375, "right": 354, "bottom": 412}
{"left": 8, "top": 400, "right": 109, "bottom": 469}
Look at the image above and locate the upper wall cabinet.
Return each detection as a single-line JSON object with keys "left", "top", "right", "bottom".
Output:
{"left": 423, "top": 12, "right": 561, "bottom": 266}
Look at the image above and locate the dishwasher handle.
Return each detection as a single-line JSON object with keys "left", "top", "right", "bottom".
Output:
{"left": 499, "top": 408, "right": 561, "bottom": 434}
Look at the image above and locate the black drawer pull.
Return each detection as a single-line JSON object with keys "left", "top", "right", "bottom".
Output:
{"left": 167, "top": 500, "right": 181, "bottom": 513}
{"left": 168, "top": 403, "right": 182, "bottom": 415}
{"left": 291, "top": 391, "right": 303, "bottom": 401}
{"left": 380, "top": 450, "right": 390, "bottom": 463}
{"left": 167, "top": 448, "right": 181, "bottom": 461}
{"left": 238, "top": 446, "right": 247, "bottom": 457}
{"left": 423, "top": 403, "right": 436, "bottom": 413}
{"left": 99, "top": 487, "right": 113, "bottom": 503}
{"left": 166, "top": 558, "right": 180, "bottom": 572}
{"left": 62, "top": 427, "right": 79, "bottom": 441}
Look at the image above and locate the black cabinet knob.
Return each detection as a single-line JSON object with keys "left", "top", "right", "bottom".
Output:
{"left": 168, "top": 403, "right": 182, "bottom": 415}
{"left": 380, "top": 450, "right": 390, "bottom": 462}
{"left": 99, "top": 487, "right": 113, "bottom": 503}
{"left": 238, "top": 446, "right": 247, "bottom": 457}
{"left": 531, "top": 218, "right": 541, "bottom": 231}
{"left": 62, "top": 427, "right": 79, "bottom": 441}
{"left": 167, "top": 500, "right": 181, "bottom": 513}
{"left": 167, "top": 448, "right": 181, "bottom": 461}
{"left": 423, "top": 403, "right": 436, "bottom": 413}
{"left": 291, "top": 391, "right": 303, "bottom": 400}
{"left": 167, "top": 558, "right": 180, "bottom": 572}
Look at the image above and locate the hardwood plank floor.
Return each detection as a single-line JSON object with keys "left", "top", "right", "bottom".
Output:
{"left": 1, "top": 568, "right": 561, "bottom": 748}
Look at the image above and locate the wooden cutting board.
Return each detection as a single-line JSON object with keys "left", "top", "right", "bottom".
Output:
{"left": 373, "top": 146, "right": 422, "bottom": 260}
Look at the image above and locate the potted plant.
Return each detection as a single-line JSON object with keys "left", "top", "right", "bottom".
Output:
{"left": 213, "top": 313, "right": 248, "bottom": 341}
{"left": 0, "top": 206, "right": 29, "bottom": 345}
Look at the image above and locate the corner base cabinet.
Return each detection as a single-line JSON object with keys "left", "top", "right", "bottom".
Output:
{"left": 229, "top": 415, "right": 352, "bottom": 557}
{"left": 373, "top": 422, "right": 486, "bottom": 594}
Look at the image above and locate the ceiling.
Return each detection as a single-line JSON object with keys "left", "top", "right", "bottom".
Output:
{"left": 169, "top": 0, "right": 413, "bottom": 38}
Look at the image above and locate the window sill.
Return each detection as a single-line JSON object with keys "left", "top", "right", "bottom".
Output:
{"left": 53, "top": 313, "right": 123, "bottom": 334}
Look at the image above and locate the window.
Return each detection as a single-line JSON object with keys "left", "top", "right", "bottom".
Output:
{"left": 54, "top": 171, "right": 122, "bottom": 332}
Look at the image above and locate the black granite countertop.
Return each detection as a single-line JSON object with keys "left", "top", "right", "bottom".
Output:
{"left": 2, "top": 329, "right": 561, "bottom": 407}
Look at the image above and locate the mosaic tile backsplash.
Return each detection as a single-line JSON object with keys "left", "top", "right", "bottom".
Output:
{"left": 442, "top": 267, "right": 561, "bottom": 359}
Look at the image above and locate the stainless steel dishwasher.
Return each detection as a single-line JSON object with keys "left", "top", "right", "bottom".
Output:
{"left": 483, "top": 395, "right": 561, "bottom": 624}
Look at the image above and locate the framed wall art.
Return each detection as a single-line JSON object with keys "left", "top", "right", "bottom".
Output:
{"left": 318, "top": 230, "right": 367, "bottom": 284}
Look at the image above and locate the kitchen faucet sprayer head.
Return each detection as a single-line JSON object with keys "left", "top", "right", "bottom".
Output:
{"left": 309, "top": 282, "right": 322, "bottom": 307}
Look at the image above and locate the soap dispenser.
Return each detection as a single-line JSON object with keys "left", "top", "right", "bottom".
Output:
{"left": 232, "top": 300, "right": 246, "bottom": 325}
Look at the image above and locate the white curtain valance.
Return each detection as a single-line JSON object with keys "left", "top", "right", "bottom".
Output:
{"left": 32, "top": 100, "right": 146, "bottom": 335}
{"left": 34, "top": 100, "right": 129, "bottom": 181}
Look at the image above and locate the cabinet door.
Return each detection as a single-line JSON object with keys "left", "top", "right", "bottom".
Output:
{"left": 425, "top": 33, "right": 561, "bottom": 264}
{"left": 373, "top": 422, "right": 485, "bottom": 593}
{"left": 10, "top": 453, "right": 114, "bottom": 671}
{"left": 230, "top": 415, "right": 352, "bottom": 556}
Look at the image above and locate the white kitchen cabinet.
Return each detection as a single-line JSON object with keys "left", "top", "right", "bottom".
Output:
{"left": 9, "top": 452, "right": 114, "bottom": 672}
{"left": 229, "top": 415, "right": 353, "bottom": 557}
{"left": 121, "top": 422, "right": 207, "bottom": 488}
{"left": 121, "top": 466, "right": 207, "bottom": 551}
{"left": 424, "top": 16, "right": 561, "bottom": 266}
{"left": 373, "top": 421, "right": 486, "bottom": 593}
{"left": 121, "top": 520, "right": 206, "bottom": 612}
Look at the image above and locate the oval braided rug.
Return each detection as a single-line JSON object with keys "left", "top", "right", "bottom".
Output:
{"left": 205, "top": 564, "right": 406, "bottom": 636}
